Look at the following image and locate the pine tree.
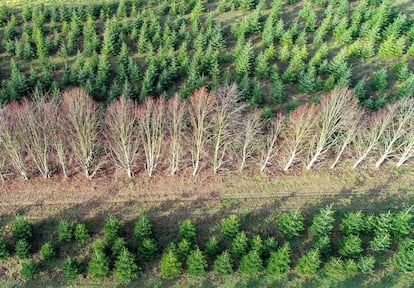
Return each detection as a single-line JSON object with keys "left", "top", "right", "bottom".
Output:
{"left": 295, "top": 249, "right": 321, "bottom": 277}
{"left": 238, "top": 250, "right": 263, "bottom": 275}
{"left": 186, "top": 248, "right": 207, "bottom": 276}
{"left": 266, "top": 242, "right": 291, "bottom": 277}
{"left": 213, "top": 250, "right": 233, "bottom": 275}
{"left": 160, "top": 250, "right": 182, "bottom": 278}
{"left": 114, "top": 248, "right": 139, "bottom": 282}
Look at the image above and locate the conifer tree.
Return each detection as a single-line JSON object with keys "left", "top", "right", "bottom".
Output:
{"left": 266, "top": 242, "right": 291, "bottom": 277}
{"left": 213, "top": 250, "right": 233, "bottom": 275}
{"left": 238, "top": 250, "right": 263, "bottom": 275}
{"left": 114, "top": 247, "right": 139, "bottom": 282}
{"left": 296, "top": 249, "right": 321, "bottom": 277}
{"left": 186, "top": 248, "right": 207, "bottom": 276}
{"left": 88, "top": 240, "right": 110, "bottom": 280}
{"left": 160, "top": 250, "right": 182, "bottom": 278}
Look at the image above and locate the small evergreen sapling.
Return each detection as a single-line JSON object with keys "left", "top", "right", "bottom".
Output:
{"left": 74, "top": 223, "right": 89, "bottom": 243}
{"left": 103, "top": 215, "right": 120, "bottom": 243}
{"left": 339, "top": 235, "right": 363, "bottom": 258}
{"left": 112, "top": 237, "right": 127, "bottom": 257}
{"left": 295, "top": 249, "right": 321, "bottom": 277}
{"left": 186, "top": 248, "right": 207, "bottom": 276}
{"left": 277, "top": 210, "right": 305, "bottom": 239}
{"left": 87, "top": 240, "right": 110, "bottom": 280}
{"left": 63, "top": 257, "right": 81, "bottom": 280}
{"left": 20, "top": 259, "right": 39, "bottom": 278}
{"left": 391, "top": 207, "right": 413, "bottom": 238}
{"left": 370, "top": 232, "right": 391, "bottom": 252}
{"left": 238, "top": 250, "right": 263, "bottom": 275}
{"left": 40, "top": 242, "right": 56, "bottom": 260}
{"left": 357, "top": 256, "right": 376, "bottom": 274}
{"left": 263, "top": 237, "right": 278, "bottom": 258}
{"left": 12, "top": 215, "right": 33, "bottom": 242}
{"left": 204, "top": 236, "right": 220, "bottom": 258}
{"left": 266, "top": 242, "right": 291, "bottom": 277}
{"left": 137, "top": 238, "right": 158, "bottom": 261}
{"left": 0, "top": 238, "right": 9, "bottom": 259}
{"left": 309, "top": 206, "right": 335, "bottom": 238}
{"left": 160, "top": 250, "right": 182, "bottom": 278}
{"left": 393, "top": 238, "right": 414, "bottom": 273}
{"left": 114, "top": 247, "right": 139, "bottom": 282}
{"left": 58, "top": 219, "right": 74, "bottom": 242}
{"left": 231, "top": 231, "right": 249, "bottom": 258}
{"left": 179, "top": 220, "right": 196, "bottom": 242}
{"left": 250, "top": 235, "right": 263, "bottom": 255}
{"left": 15, "top": 239, "right": 31, "bottom": 259}
{"left": 134, "top": 214, "right": 153, "bottom": 241}
{"left": 220, "top": 215, "right": 241, "bottom": 239}
{"left": 339, "top": 211, "right": 366, "bottom": 235}
{"left": 213, "top": 250, "right": 233, "bottom": 275}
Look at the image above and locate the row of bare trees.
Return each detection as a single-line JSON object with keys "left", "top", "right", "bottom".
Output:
{"left": 0, "top": 86, "right": 413, "bottom": 180}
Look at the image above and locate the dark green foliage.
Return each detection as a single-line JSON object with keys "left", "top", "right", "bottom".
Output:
{"left": 20, "top": 259, "right": 39, "bottom": 279}
{"left": 204, "top": 236, "right": 220, "bottom": 258}
{"left": 0, "top": 238, "right": 9, "bottom": 259}
{"left": 299, "top": 65, "right": 321, "bottom": 93}
{"left": 231, "top": 231, "right": 249, "bottom": 258}
{"left": 63, "top": 257, "right": 81, "bottom": 280}
{"left": 266, "top": 242, "right": 291, "bottom": 277}
{"left": 277, "top": 210, "right": 305, "bottom": 239}
{"left": 186, "top": 248, "right": 207, "bottom": 276}
{"left": 103, "top": 215, "right": 120, "bottom": 243}
{"left": 372, "top": 211, "right": 393, "bottom": 234}
{"left": 114, "top": 248, "right": 139, "bottom": 281}
{"left": 312, "top": 235, "right": 331, "bottom": 255}
{"left": 40, "top": 242, "right": 56, "bottom": 260}
{"left": 179, "top": 220, "right": 196, "bottom": 242}
{"left": 15, "top": 239, "right": 31, "bottom": 259}
{"left": 58, "top": 219, "right": 74, "bottom": 242}
{"left": 238, "top": 250, "right": 263, "bottom": 275}
{"left": 263, "top": 237, "right": 278, "bottom": 258}
{"left": 12, "top": 215, "right": 33, "bottom": 242}
{"left": 160, "top": 250, "right": 182, "bottom": 278}
{"left": 296, "top": 249, "right": 321, "bottom": 277}
{"left": 177, "top": 239, "right": 191, "bottom": 261}
{"left": 309, "top": 206, "right": 335, "bottom": 238}
{"left": 250, "top": 235, "right": 263, "bottom": 255}
{"left": 74, "top": 223, "right": 89, "bottom": 243}
{"left": 339, "top": 235, "right": 363, "bottom": 258}
{"left": 370, "top": 68, "right": 388, "bottom": 91}
{"left": 220, "top": 215, "right": 240, "bottom": 239}
{"left": 393, "top": 238, "right": 414, "bottom": 273}
{"left": 88, "top": 240, "right": 110, "bottom": 280}
{"left": 137, "top": 238, "right": 158, "bottom": 261}
{"left": 391, "top": 207, "right": 413, "bottom": 238}
{"left": 134, "top": 214, "right": 153, "bottom": 241}
{"left": 357, "top": 256, "right": 376, "bottom": 274}
{"left": 370, "top": 232, "right": 391, "bottom": 252}
{"left": 112, "top": 237, "right": 127, "bottom": 257}
{"left": 213, "top": 250, "right": 233, "bottom": 275}
{"left": 340, "top": 211, "right": 366, "bottom": 235}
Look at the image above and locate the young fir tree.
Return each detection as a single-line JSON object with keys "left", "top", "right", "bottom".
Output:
{"left": 20, "top": 259, "right": 39, "bottom": 279}
{"left": 103, "top": 215, "right": 120, "bottom": 243}
{"left": 160, "top": 250, "right": 182, "bottom": 278}
{"left": 213, "top": 250, "right": 233, "bottom": 275}
{"left": 266, "top": 242, "right": 291, "bottom": 277}
{"left": 179, "top": 220, "right": 196, "bottom": 242}
{"left": 339, "top": 211, "right": 366, "bottom": 235}
{"left": 393, "top": 238, "right": 414, "bottom": 273}
{"left": 370, "top": 68, "right": 388, "bottom": 91}
{"left": 309, "top": 206, "right": 335, "bottom": 238}
{"left": 0, "top": 238, "right": 9, "bottom": 259}
{"left": 186, "top": 248, "right": 208, "bottom": 276}
{"left": 231, "top": 231, "right": 249, "bottom": 258}
{"left": 114, "top": 247, "right": 139, "bottom": 282}
{"left": 15, "top": 239, "right": 31, "bottom": 259}
{"left": 238, "top": 250, "right": 263, "bottom": 275}
{"left": 204, "top": 236, "right": 220, "bottom": 258}
{"left": 88, "top": 240, "right": 110, "bottom": 280}
{"left": 295, "top": 249, "right": 321, "bottom": 277}
{"left": 137, "top": 238, "right": 158, "bottom": 261}
{"left": 339, "top": 234, "right": 363, "bottom": 258}
{"left": 58, "top": 219, "right": 74, "bottom": 242}
{"left": 357, "top": 255, "right": 376, "bottom": 274}
{"left": 220, "top": 215, "right": 241, "bottom": 239}
{"left": 277, "top": 210, "right": 305, "bottom": 239}
{"left": 63, "top": 257, "right": 81, "bottom": 280}
{"left": 369, "top": 232, "right": 391, "bottom": 252}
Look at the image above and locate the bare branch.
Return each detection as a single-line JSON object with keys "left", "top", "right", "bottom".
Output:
{"left": 238, "top": 111, "right": 262, "bottom": 173}
{"left": 259, "top": 114, "right": 285, "bottom": 172}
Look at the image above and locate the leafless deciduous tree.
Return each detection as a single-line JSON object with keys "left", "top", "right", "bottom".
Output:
{"left": 330, "top": 108, "right": 363, "bottom": 169}
{"left": 105, "top": 96, "right": 139, "bottom": 178}
{"left": 375, "top": 98, "right": 414, "bottom": 168}
{"left": 18, "top": 96, "right": 54, "bottom": 178}
{"left": 137, "top": 97, "right": 165, "bottom": 177}
{"left": 259, "top": 114, "right": 284, "bottom": 172}
{"left": 280, "top": 104, "right": 318, "bottom": 171}
{"left": 166, "top": 94, "right": 187, "bottom": 176}
{"left": 397, "top": 119, "right": 414, "bottom": 166}
{"left": 50, "top": 100, "right": 70, "bottom": 178}
{"left": 63, "top": 88, "right": 103, "bottom": 179}
{"left": 306, "top": 88, "right": 358, "bottom": 169}
{"left": 238, "top": 111, "right": 262, "bottom": 173}
{"left": 352, "top": 105, "right": 396, "bottom": 168}
{"left": 211, "top": 84, "right": 245, "bottom": 173}
{"left": 188, "top": 87, "right": 216, "bottom": 175}
{"left": 0, "top": 103, "right": 29, "bottom": 180}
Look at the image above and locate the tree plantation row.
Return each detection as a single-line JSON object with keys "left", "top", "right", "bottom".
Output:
{"left": 0, "top": 0, "right": 413, "bottom": 108}
{"left": 1, "top": 206, "right": 413, "bottom": 282}
{"left": 0, "top": 85, "right": 414, "bottom": 181}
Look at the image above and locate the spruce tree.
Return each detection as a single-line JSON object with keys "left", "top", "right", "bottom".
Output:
{"left": 339, "top": 235, "right": 363, "bottom": 258}
{"left": 357, "top": 256, "right": 376, "bottom": 274}
{"left": 370, "top": 68, "right": 388, "bottom": 91}
{"left": 295, "top": 249, "right": 321, "bottom": 277}
{"left": 15, "top": 239, "right": 31, "bottom": 259}
{"left": 238, "top": 250, "right": 263, "bottom": 275}
{"left": 88, "top": 240, "right": 110, "bottom": 280}
{"left": 277, "top": 210, "right": 305, "bottom": 239}
{"left": 63, "top": 257, "right": 81, "bottom": 280}
{"left": 204, "top": 236, "right": 220, "bottom": 258}
{"left": 186, "top": 248, "right": 207, "bottom": 276}
{"left": 339, "top": 211, "right": 366, "bottom": 235}
{"left": 393, "top": 238, "right": 414, "bottom": 273}
{"left": 0, "top": 238, "right": 9, "bottom": 259}
{"left": 160, "top": 250, "right": 182, "bottom": 278}
{"left": 309, "top": 206, "right": 335, "bottom": 238}
{"left": 103, "top": 215, "right": 120, "bottom": 243}
{"left": 231, "top": 231, "right": 249, "bottom": 258}
{"left": 220, "top": 215, "right": 241, "bottom": 239}
{"left": 369, "top": 232, "right": 391, "bottom": 252}
{"left": 266, "top": 242, "right": 291, "bottom": 277}
{"left": 114, "top": 247, "right": 139, "bottom": 282}
{"left": 179, "top": 220, "right": 196, "bottom": 242}
{"left": 213, "top": 250, "right": 233, "bottom": 275}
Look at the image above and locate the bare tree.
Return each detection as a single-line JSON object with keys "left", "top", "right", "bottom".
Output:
{"left": 18, "top": 96, "right": 54, "bottom": 178}
{"left": 63, "top": 88, "right": 103, "bottom": 179}
{"left": 259, "top": 114, "right": 285, "bottom": 172}
{"left": 137, "top": 97, "right": 165, "bottom": 177}
{"left": 238, "top": 111, "right": 262, "bottom": 173}
{"left": 0, "top": 103, "right": 29, "bottom": 180}
{"left": 50, "top": 100, "right": 71, "bottom": 178}
{"left": 280, "top": 104, "right": 318, "bottom": 171}
{"left": 397, "top": 123, "right": 414, "bottom": 167}
{"left": 187, "top": 87, "right": 216, "bottom": 175}
{"left": 375, "top": 98, "right": 414, "bottom": 168}
{"left": 105, "top": 96, "right": 140, "bottom": 178}
{"left": 306, "top": 88, "right": 358, "bottom": 169}
{"left": 211, "top": 84, "right": 245, "bottom": 173}
{"left": 330, "top": 108, "right": 363, "bottom": 169}
{"left": 0, "top": 137, "right": 8, "bottom": 180}
{"left": 166, "top": 94, "right": 187, "bottom": 176}
{"left": 352, "top": 105, "right": 397, "bottom": 168}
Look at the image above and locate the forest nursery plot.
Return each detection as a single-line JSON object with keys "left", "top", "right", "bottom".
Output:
{"left": 0, "top": 205, "right": 413, "bottom": 287}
